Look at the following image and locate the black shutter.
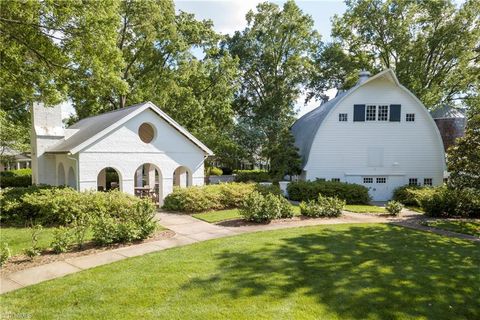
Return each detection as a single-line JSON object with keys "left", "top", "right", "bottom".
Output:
{"left": 390, "top": 104, "right": 401, "bottom": 122}
{"left": 353, "top": 104, "right": 365, "bottom": 122}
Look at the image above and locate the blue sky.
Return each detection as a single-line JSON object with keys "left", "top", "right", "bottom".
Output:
{"left": 175, "top": 0, "right": 347, "bottom": 116}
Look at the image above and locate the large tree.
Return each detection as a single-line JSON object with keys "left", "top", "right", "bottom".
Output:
{"left": 310, "top": 0, "right": 480, "bottom": 108}
{"left": 225, "top": 0, "right": 320, "bottom": 173}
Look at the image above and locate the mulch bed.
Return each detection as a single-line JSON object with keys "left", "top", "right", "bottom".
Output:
{"left": 1, "top": 229, "right": 175, "bottom": 275}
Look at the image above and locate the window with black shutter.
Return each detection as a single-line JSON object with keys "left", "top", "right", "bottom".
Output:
{"left": 389, "top": 104, "right": 401, "bottom": 122}
{"left": 353, "top": 104, "right": 365, "bottom": 122}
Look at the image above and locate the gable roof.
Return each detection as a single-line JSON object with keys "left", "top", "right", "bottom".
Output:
{"left": 46, "top": 102, "right": 214, "bottom": 155}
{"left": 291, "top": 69, "right": 403, "bottom": 167}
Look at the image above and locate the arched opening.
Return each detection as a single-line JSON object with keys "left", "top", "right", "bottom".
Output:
{"left": 57, "top": 163, "right": 66, "bottom": 186}
{"left": 67, "top": 166, "right": 76, "bottom": 189}
{"left": 173, "top": 166, "right": 192, "bottom": 188}
{"left": 97, "top": 167, "right": 121, "bottom": 191}
{"left": 134, "top": 163, "right": 162, "bottom": 204}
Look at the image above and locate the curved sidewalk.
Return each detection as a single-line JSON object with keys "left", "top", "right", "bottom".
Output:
{"left": 1, "top": 210, "right": 477, "bottom": 294}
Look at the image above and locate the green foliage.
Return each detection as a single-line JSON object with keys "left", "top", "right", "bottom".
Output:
{"left": 234, "top": 170, "right": 271, "bottom": 183}
{"left": 51, "top": 227, "right": 73, "bottom": 254}
{"left": 0, "top": 168, "right": 32, "bottom": 177}
{"left": 24, "top": 224, "right": 42, "bottom": 258}
{"left": 0, "top": 243, "right": 11, "bottom": 267}
{"left": 0, "top": 175, "right": 32, "bottom": 188}
{"left": 239, "top": 191, "right": 292, "bottom": 223}
{"left": 287, "top": 180, "right": 370, "bottom": 204}
{"left": 419, "top": 186, "right": 480, "bottom": 218}
{"left": 317, "top": 0, "right": 480, "bottom": 108}
{"left": 207, "top": 167, "right": 223, "bottom": 176}
{"left": 392, "top": 185, "right": 436, "bottom": 207}
{"left": 162, "top": 183, "right": 257, "bottom": 213}
{"left": 385, "top": 201, "right": 403, "bottom": 216}
{"left": 266, "top": 130, "right": 302, "bottom": 180}
{"left": 299, "top": 195, "right": 345, "bottom": 218}
{"left": 254, "top": 184, "right": 283, "bottom": 197}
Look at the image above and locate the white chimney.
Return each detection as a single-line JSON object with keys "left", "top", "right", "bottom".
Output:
{"left": 358, "top": 70, "right": 371, "bottom": 84}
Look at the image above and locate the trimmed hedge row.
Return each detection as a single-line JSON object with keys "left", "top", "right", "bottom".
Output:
{"left": 287, "top": 180, "right": 370, "bottom": 204}
{"left": 234, "top": 170, "right": 271, "bottom": 183}
{"left": 0, "top": 169, "right": 32, "bottom": 188}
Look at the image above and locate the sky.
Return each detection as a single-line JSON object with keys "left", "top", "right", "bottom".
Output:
{"left": 175, "top": 0, "right": 347, "bottom": 117}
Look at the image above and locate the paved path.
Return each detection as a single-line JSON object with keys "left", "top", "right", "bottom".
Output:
{"left": 1, "top": 210, "right": 477, "bottom": 294}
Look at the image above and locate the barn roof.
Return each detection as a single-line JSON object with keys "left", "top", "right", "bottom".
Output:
{"left": 46, "top": 102, "right": 214, "bottom": 155}
{"left": 291, "top": 69, "right": 400, "bottom": 167}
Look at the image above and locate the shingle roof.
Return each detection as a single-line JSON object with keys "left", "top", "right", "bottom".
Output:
{"left": 46, "top": 102, "right": 214, "bottom": 155}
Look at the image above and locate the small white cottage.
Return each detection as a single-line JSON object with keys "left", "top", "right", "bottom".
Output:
{"left": 31, "top": 101, "right": 213, "bottom": 204}
{"left": 291, "top": 69, "right": 445, "bottom": 201}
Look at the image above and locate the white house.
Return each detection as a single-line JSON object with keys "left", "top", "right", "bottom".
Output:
{"left": 291, "top": 69, "right": 445, "bottom": 201}
{"left": 31, "top": 101, "right": 213, "bottom": 204}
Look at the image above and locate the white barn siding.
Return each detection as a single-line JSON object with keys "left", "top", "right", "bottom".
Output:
{"left": 305, "top": 78, "right": 445, "bottom": 200}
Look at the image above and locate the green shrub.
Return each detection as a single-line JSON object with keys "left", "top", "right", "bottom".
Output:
{"left": 287, "top": 180, "right": 370, "bottom": 204}
{"left": 392, "top": 185, "right": 436, "bottom": 206}
{"left": 0, "top": 175, "right": 32, "bottom": 187}
{"left": 299, "top": 195, "right": 345, "bottom": 218}
{"left": 239, "top": 191, "right": 293, "bottom": 223}
{"left": 234, "top": 170, "right": 271, "bottom": 183}
{"left": 0, "top": 168, "right": 32, "bottom": 177}
{"left": 386, "top": 201, "right": 403, "bottom": 216}
{"left": 51, "top": 227, "right": 73, "bottom": 254}
{"left": 0, "top": 243, "right": 11, "bottom": 267}
{"left": 207, "top": 167, "right": 223, "bottom": 176}
{"left": 420, "top": 186, "right": 480, "bottom": 218}
{"left": 24, "top": 224, "right": 42, "bottom": 258}
{"left": 0, "top": 186, "right": 54, "bottom": 224}
{"left": 255, "top": 184, "right": 283, "bottom": 196}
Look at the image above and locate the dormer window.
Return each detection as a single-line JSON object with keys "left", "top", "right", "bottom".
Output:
{"left": 339, "top": 113, "right": 348, "bottom": 122}
{"left": 406, "top": 113, "right": 415, "bottom": 122}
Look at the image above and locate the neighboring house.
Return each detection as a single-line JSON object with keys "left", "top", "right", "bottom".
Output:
{"left": 0, "top": 147, "right": 31, "bottom": 172}
{"left": 430, "top": 105, "right": 466, "bottom": 152}
{"left": 31, "top": 102, "right": 213, "bottom": 204}
{"left": 291, "top": 69, "right": 445, "bottom": 201}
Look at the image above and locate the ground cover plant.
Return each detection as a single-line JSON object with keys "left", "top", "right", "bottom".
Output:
{"left": 287, "top": 180, "right": 370, "bottom": 204}
{"left": 423, "top": 220, "right": 480, "bottom": 237}
{"left": 1, "top": 224, "right": 478, "bottom": 319}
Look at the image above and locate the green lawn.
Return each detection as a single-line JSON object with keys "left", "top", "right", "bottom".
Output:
{"left": 423, "top": 220, "right": 480, "bottom": 237}
{"left": 1, "top": 224, "right": 478, "bottom": 319}
{"left": 193, "top": 206, "right": 301, "bottom": 223}
{"left": 344, "top": 204, "right": 387, "bottom": 214}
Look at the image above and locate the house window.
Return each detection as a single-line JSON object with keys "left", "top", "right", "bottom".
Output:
{"left": 378, "top": 105, "right": 388, "bottom": 121}
{"left": 406, "top": 113, "right": 415, "bottom": 122}
{"left": 409, "top": 178, "right": 418, "bottom": 186}
{"left": 376, "top": 177, "right": 387, "bottom": 183}
{"left": 424, "top": 178, "right": 433, "bottom": 186}
{"left": 363, "top": 177, "right": 373, "bottom": 184}
{"left": 138, "top": 123, "right": 155, "bottom": 143}
{"left": 366, "top": 105, "right": 376, "bottom": 121}
{"left": 331, "top": 178, "right": 340, "bottom": 182}
{"left": 339, "top": 113, "right": 348, "bottom": 122}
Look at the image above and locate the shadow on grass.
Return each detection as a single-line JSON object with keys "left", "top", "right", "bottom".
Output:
{"left": 182, "top": 224, "right": 479, "bottom": 319}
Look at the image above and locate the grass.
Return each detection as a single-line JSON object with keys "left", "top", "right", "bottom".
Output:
{"left": 1, "top": 224, "right": 478, "bottom": 319}
{"left": 406, "top": 206, "right": 424, "bottom": 213}
{"left": 0, "top": 227, "right": 59, "bottom": 256}
{"left": 193, "top": 205, "right": 301, "bottom": 223}
{"left": 423, "top": 220, "right": 480, "bottom": 237}
{"left": 344, "top": 204, "right": 387, "bottom": 214}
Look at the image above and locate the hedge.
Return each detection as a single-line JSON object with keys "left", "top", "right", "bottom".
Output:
{"left": 287, "top": 180, "right": 370, "bottom": 204}
{"left": 392, "top": 185, "right": 436, "bottom": 206}
{"left": 234, "top": 170, "right": 271, "bottom": 183}
{"left": 0, "top": 168, "right": 32, "bottom": 188}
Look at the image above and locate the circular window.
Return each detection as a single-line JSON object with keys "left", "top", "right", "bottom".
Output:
{"left": 138, "top": 123, "right": 155, "bottom": 143}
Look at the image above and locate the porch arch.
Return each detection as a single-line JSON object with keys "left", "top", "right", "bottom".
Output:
{"left": 97, "top": 167, "right": 122, "bottom": 191}
{"left": 134, "top": 163, "right": 163, "bottom": 203}
{"left": 57, "top": 162, "right": 66, "bottom": 186}
{"left": 173, "top": 166, "right": 192, "bottom": 187}
{"left": 67, "top": 166, "right": 76, "bottom": 188}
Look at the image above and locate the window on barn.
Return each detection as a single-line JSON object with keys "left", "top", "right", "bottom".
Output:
{"left": 339, "top": 113, "right": 348, "bottom": 122}
{"left": 331, "top": 178, "right": 340, "bottom": 182}
{"left": 406, "top": 113, "right": 415, "bottom": 122}
{"left": 376, "top": 177, "right": 387, "bottom": 183}
{"left": 366, "top": 105, "right": 376, "bottom": 121}
{"left": 363, "top": 177, "right": 373, "bottom": 184}
{"left": 424, "top": 178, "right": 433, "bottom": 186}
{"left": 408, "top": 178, "right": 418, "bottom": 186}
{"left": 378, "top": 105, "right": 388, "bottom": 121}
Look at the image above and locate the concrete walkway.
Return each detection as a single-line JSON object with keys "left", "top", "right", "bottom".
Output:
{"left": 1, "top": 210, "right": 477, "bottom": 294}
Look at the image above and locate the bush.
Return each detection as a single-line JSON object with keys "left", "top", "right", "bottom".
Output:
{"left": 287, "top": 180, "right": 370, "bottom": 204}
{"left": 420, "top": 186, "right": 480, "bottom": 218}
{"left": 392, "top": 185, "right": 436, "bottom": 206}
{"left": 0, "top": 186, "right": 55, "bottom": 224}
{"left": 0, "top": 243, "right": 11, "bottom": 267}
{"left": 0, "top": 168, "right": 32, "bottom": 187}
{"left": 299, "top": 195, "right": 345, "bottom": 218}
{"left": 207, "top": 167, "right": 223, "bottom": 176}
{"left": 234, "top": 170, "right": 271, "bottom": 183}
{"left": 0, "top": 168, "right": 32, "bottom": 177}
{"left": 239, "top": 191, "right": 292, "bottom": 223}
{"left": 51, "top": 227, "right": 73, "bottom": 253}
{"left": 162, "top": 183, "right": 256, "bottom": 213}
{"left": 386, "top": 201, "right": 403, "bottom": 216}
{"left": 255, "top": 184, "right": 283, "bottom": 196}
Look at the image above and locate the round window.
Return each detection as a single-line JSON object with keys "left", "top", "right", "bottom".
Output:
{"left": 138, "top": 123, "right": 155, "bottom": 143}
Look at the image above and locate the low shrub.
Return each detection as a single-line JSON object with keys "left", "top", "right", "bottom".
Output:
{"left": 392, "top": 185, "right": 436, "bottom": 206}
{"left": 420, "top": 186, "right": 480, "bottom": 218}
{"left": 234, "top": 170, "right": 271, "bottom": 183}
{"left": 162, "top": 183, "right": 256, "bottom": 213}
{"left": 239, "top": 191, "right": 292, "bottom": 223}
{"left": 0, "top": 168, "right": 32, "bottom": 177}
{"left": 0, "top": 169, "right": 32, "bottom": 188}
{"left": 51, "top": 227, "right": 73, "bottom": 254}
{"left": 207, "top": 167, "right": 223, "bottom": 176}
{"left": 386, "top": 201, "right": 403, "bottom": 216}
{"left": 287, "top": 180, "right": 370, "bottom": 204}
{"left": 24, "top": 224, "right": 42, "bottom": 258}
{"left": 255, "top": 184, "right": 283, "bottom": 196}
{"left": 0, "top": 243, "right": 11, "bottom": 266}
{"left": 299, "top": 195, "right": 345, "bottom": 218}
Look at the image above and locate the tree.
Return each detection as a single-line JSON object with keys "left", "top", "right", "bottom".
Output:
{"left": 312, "top": 0, "right": 480, "bottom": 108}
{"left": 448, "top": 96, "right": 480, "bottom": 190}
{"left": 225, "top": 0, "right": 320, "bottom": 172}
{"left": 0, "top": 110, "right": 29, "bottom": 164}
{"left": 266, "top": 130, "right": 302, "bottom": 179}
